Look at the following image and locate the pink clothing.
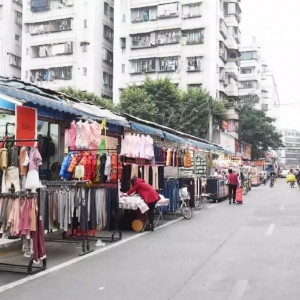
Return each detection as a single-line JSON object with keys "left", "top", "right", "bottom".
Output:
{"left": 32, "top": 219, "right": 46, "bottom": 263}
{"left": 29, "top": 148, "right": 42, "bottom": 171}
{"left": 81, "top": 121, "right": 90, "bottom": 149}
{"left": 8, "top": 198, "right": 21, "bottom": 236}
{"left": 19, "top": 199, "right": 31, "bottom": 236}
{"left": 69, "top": 121, "right": 76, "bottom": 150}
{"left": 76, "top": 120, "right": 83, "bottom": 149}
{"left": 89, "top": 121, "right": 102, "bottom": 150}
{"left": 228, "top": 173, "right": 239, "bottom": 185}
{"left": 144, "top": 135, "right": 154, "bottom": 159}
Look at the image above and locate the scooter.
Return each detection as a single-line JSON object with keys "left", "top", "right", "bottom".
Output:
{"left": 270, "top": 178, "right": 274, "bottom": 188}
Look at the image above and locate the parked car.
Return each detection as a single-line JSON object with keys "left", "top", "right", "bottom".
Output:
{"left": 280, "top": 170, "right": 289, "bottom": 178}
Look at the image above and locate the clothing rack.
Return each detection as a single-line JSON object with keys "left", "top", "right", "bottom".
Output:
{"left": 67, "top": 148, "right": 122, "bottom": 243}
{"left": 41, "top": 180, "right": 93, "bottom": 256}
{"left": 0, "top": 138, "right": 46, "bottom": 276}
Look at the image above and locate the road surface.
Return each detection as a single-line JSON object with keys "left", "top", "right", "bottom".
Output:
{"left": 1, "top": 179, "right": 300, "bottom": 300}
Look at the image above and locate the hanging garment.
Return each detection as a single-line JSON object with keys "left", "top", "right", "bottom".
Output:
{"left": 0, "top": 148, "right": 8, "bottom": 170}
{"left": 104, "top": 154, "right": 111, "bottom": 181}
{"left": 75, "top": 120, "right": 83, "bottom": 150}
{"left": 81, "top": 121, "right": 91, "bottom": 149}
{"left": 89, "top": 121, "right": 102, "bottom": 150}
{"left": 8, "top": 148, "right": 18, "bottom": 167}
{"left": 152, "top": 166, "right": 159, "bottom": 190}
{"left": 69, "top": 121, "right": 77, "bottom": 150}
{"left": 131, "top": 164, "right": 139, "bottom": 178}
{"left": 5, "top": 167, "right": 21, "bottom": 192}
{"left": 183, "top": 150, "right": 192, "bottom": 168}
{"left": 120, "top": 164, "right": 132, "bottom": 192}
{"left": 19, "top": 147, "right": 29, "bottom": 176}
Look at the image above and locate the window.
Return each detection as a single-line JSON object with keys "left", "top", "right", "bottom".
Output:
{"left": 29, "top": 18, "right": 73, "bottom": 35}
{"left": 109, "top": 75, "right": 113, "bottom": 88}
{"left": 83, "top": 67, "right": 87, "bottom": 76}
{"left": 240, "top": 51, "right": 257, "bottom": 60}
{"left": 84, "top": 20, "right": 87, "bottom": 28}
{"left": 187, "top": 57, "right": 202, "bottom": 72}
{"left": 241, "top": 68, "right": 252, "bottom": 74}
{"left": 8, "top": 53, "right": 21, "bottom": 68}
{"left": 15, "top": 34, "right": 20, "bottom": 41}
{"left": 122, "top": 64, "right": 125, "bottom": 73}
{"left": 50, "top": 66, "right": 72, "bottom": 80}
{"left": 157, "top": 57, "right": 179, "bottom": 72}
{"left": 31, "top": 42, "right": 73, "bottom": 58}
{"left": 13, "top": 0, "right": 23, "bottom": 5}
{"left": 130, "top": 58, "right": 156, "bottom": 73}
{"left": 25, "top": 71, "right": 28, "bottom": 79}
{"left": 183, "top": 29, "right": 204, "bottom": 44}
{"left": 131, "top": 6, "right": 157, "bottom": 22}
{"left": 110, "top": 7, "right": 114, "bottom": 20}
{"left": 239, "top": 80, "right": 259, "bottom": 89}
{"left": 104, "top": 25, "right": 113, "bottom": 42}
{"left": 219, "top": 41, "right": 228, "bottom": 62}
{"left": 31, "top": 0, "right": 49, "bottom": 12}
{"left": 261, "top": 103, "right": 268, "bottom": 112}
{"left": 104, "top": 2, "right": 109, "bottom": 16}
{"left": 157, "top": 29, "right": 180, "bottom": 45}
{"left": 102, "top": 48, "right": 113, "bottom": 64}
{"left": 182, "top": 2, "right": 201, "bottom": 18}
{"left": 132, "top": 33, "right": 151, "bottom": 48}
{"left": 188, "top": 84, "right": 202, "bottom": 90}
{"left": 26, "top": 47, "right": 29, "bottom": 55}
{"left": 103, "top": 72, "right": 108, "bottom": 84}
{"left": 122, "top": 14, "right": 126, "bottom": 22}
{"left": 81, "top": 42, "right": 89, "bottom": 52}
{"left": 15, "top": 11, "right": 22, "bottom": 25}
{"left": 120, "top": 38, "right": 126, "bottom": 49}
{"left": 158, "top": 2, "right": 179, "bottom": 19}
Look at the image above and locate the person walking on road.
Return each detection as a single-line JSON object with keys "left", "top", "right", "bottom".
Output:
{"left": 228, "top": 169, "right": 239, "bottom": 205}
{"left": 126, "top": 176, "right": 160, "bottom": 231}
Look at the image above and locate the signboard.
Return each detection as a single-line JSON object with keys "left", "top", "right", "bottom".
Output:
{"left": 220, "top": 133, "right": 235, "bottom": 153}
{"left": 16, "top": 106, "right": 37, "bottom": 147}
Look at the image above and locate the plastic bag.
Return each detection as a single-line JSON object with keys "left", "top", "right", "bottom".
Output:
{"left": 286, "top": 174, "right": 296, "bottom": 183}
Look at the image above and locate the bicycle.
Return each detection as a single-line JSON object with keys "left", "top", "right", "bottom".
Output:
{"left": 179, "top": 186, "right": 193, "bottom": 220}
{"left": 194, "top": 193, "right": 212, "bottom": 211}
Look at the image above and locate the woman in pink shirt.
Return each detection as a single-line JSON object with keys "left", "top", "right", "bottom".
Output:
{"left": 228, "top": 169, "right": 239, "bottom": 204}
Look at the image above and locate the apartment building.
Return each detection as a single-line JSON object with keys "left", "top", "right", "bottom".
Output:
{"left": 113, "top": 0, "right": 242, "bottom": 119}
{"left": 279, "top": 129, "right": 300, "bottom": 167}
{"left": 0, "top": 0, "right": 23, "bottom": 78}
{"left": 239, "top": 39, "right": 280, "bottom": 113}
{"left": 21, "top": 0, "right": 114, "bottom": 98}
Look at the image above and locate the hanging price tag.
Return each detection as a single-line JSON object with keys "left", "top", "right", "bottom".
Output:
{"left": 75, "top": 166, "right": 85, "bottom": 179}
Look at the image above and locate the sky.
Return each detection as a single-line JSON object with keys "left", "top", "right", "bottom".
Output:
{"left": 241, "top": 0, "right": 300, "bottom": 129}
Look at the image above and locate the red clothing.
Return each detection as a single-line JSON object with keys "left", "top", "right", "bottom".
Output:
{"left": 228, "top": 173, "right": 239, "bottom": 185}
{"left": 127, "top": 178, "right": 160, "bottom": 204}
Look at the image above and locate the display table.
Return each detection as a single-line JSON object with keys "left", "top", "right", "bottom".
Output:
{"left": 119, "top": 195, "right": 170, "bottom": 231}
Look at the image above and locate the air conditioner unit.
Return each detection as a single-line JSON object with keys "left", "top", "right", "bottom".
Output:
{"left": 157, "top": 39, "right": 163, "bottom": 44}
{"left": 66, "top": 0, "right": 73, "bottom": 6}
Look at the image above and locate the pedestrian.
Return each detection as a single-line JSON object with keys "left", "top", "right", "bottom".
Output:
{"left": 227, "top": 168, "right": 239, "bottom": 204}
{"left": 126, "top": 176, "right": 160, "bottom": 231}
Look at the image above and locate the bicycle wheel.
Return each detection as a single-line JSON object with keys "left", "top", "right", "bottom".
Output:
{"left": 181, "top": 202, "right": 193, "bottom": 220}
{"left": 194, "top": 197, "right": 202, "bottom": 211}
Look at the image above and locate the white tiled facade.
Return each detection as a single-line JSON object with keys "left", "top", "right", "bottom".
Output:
{"left": 0, "top": 0, "right": 23, "bottom": 78}
{"left": 113, "top": 0, "right": 242, "bottom": 106}
{"left": 21, "top": 0, "right": 114, "bottom": 98}
{"left": 279, "top": 129, "right": 300, "bottom": 167}
{"left": 239, "top": 39, "right": 280, "bottom": 113}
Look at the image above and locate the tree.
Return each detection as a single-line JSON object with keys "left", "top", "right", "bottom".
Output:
{"left": 239, "top": 105, "right": 284, "bottom": 159}
{"left": 118, "top": 77, "right": 227, "bottom": 139}
{"left": 143, "top": 77, "right": 182, "bottom": 128}
{"left": 58, "top": 86, "right": 115, "bottom": 111}
{"left": 117, "top": 85, "right": 158, "bottom": 121}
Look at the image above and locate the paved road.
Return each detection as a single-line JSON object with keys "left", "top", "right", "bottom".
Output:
{"left": 1, "top": 179, "right": 300, "bottom": 299}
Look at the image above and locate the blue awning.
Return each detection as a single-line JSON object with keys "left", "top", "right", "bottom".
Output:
{"left": 164, "top": 131, "right": 187, "bottom": 144}
{"left": 131, "top": 122, "right": 164, "bottom": 137}
{"left": 191, "top": 140, "right": 217, "bottom": 151}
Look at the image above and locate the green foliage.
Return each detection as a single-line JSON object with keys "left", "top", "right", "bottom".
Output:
{"left": 239, "top": 105, "right": 284, "bottom": 159}
{"left": 58, "top": 86, "right": 115, "bottom": 111}
{"left": 116, "top": 85, "right": 158, "bottom": 121}
{"left": 119, "top": 77, "right": 227, "bottom": 138}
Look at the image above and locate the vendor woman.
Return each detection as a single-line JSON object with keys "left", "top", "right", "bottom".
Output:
{"left": 126, "top": 176, "right": 160, "bottom": 232}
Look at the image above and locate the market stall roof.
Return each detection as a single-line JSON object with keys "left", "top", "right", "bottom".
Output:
{"left": 131, "top": 122, "right": 164, "bottom": 137}
{"left": 0, "top": 78, "right": 129, "bottom": 127}
{"left": 123, "top": 113, "right": 218, "bottom": 151}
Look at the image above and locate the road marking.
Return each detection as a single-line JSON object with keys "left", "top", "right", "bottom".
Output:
{"left": 280, "top": 204, "right": 284, "bottom": 210}
{"left": 228, "top": 280, "right": 248, "bottom": 300}
{"left": 98, "top": 287, "right": 105, "bottom": 291}
{"left": 265, "top": 224, "right": 275, "bottom": 235}
{"left": 0, "top": 204, "right": 217, "bottom": 293}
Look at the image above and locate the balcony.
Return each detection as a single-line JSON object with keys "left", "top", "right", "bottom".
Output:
{"left": 219, "top": 19, "right": 228, "bottom": 39}
{"left": 225, "top": 78, "right": 238, "bottom": 97}
{"left": 225, "top": 59, "right": 238, "bottom": 78}
{"left": 224, "top": 2, "right": 242, "bottom": 25}
{"left": 234, "top": 28, "right": 241, "bottom": 43}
